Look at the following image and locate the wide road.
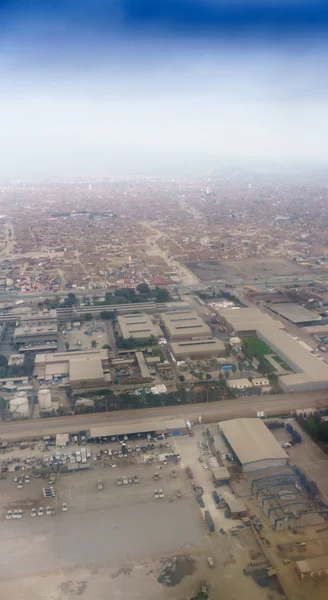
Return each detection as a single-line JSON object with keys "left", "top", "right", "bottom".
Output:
{"left": 0, "top": 391, "right": 327, "bottom": 441}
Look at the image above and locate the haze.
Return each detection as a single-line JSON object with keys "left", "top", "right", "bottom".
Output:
{"left": 1, "top": 0, "right": 328, "bottom": 178}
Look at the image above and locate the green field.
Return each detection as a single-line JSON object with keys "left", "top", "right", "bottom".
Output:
{"left": 272, "top": 355, "right": 292, "bottom": 372}
{"left": 242, "top": 336, "right": 272, "bottom": 359}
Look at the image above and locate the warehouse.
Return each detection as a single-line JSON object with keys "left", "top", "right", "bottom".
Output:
{"left": 296, "top": 556, "right": 328, "bottom": 579}
{"left": 161, "top": 310, "right": 211, "bottom": 340}
{"left": 219, "top": 418, "right": 288, "bottom": 472}
{"left": 170, "top": 337, "right": 225, "bottom": 359}
{"left": 34, "top": 349, "right": 110, "bottom": 389}
{"left": 117, "top": 313, "right": 161, "bottom": 340}
{"left": 217, "top": 307, "right": 328, "bottom": 392}
{"left": 13, "top": 323, "right": 58, "bottom": 352}
{"left": 226, "top": 497, "right": 247, "bottom": 520}
{"left": 89, "top": 418, "right": 187, "bottom": 439}
{"left": 268, "top": 303, "right": 321, "bottom": 325}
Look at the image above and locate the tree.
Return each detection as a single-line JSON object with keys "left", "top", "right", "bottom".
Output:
{"left": 0, "top": 355, "right": 8, "bottom": 368}
{"left": 206, "top": 373, "right": 212, "bottom": 380}
{"left": 136, "top": 282, "right": 150, "bottom": 295}
{"left": 84, "top": 313, "right": 93, "bottom": 321}
{"left": 102, "top": 344, "right": 111, "bottom": 350}
{"left": 154, "top": 287, "right": 170, "bottom": 302}
{"left": 100, "top": 310, "right": 116, "bottom": 320}
{"left": 219, "top": 372, "right": 225, "bottom": 381}
{"left": 22, "top": 352, "right": 35, "bottom": 376}
{"left": 238, "top": 361, "right": 244, "bottom": 374}
{"left": 224, "top": 347, "right": 230, "bottom": 357}
{"left": 91, "top": 340, "right": 97, "bottom": 349}
{"left": 179, "top": 374, "right": 185, "bottom": 382}
{"left": 224, "top": 371, "right": 230, "bottom": 379}
{"left": 65, "top": 341, "right": 70, "bottom": 352}
{"left": 232, "top": 364, "right": 237, "bottom": 375}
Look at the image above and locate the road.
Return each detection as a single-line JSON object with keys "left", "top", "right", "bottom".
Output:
{"left": 0, "top": 391, "right": 327, "bottom": 440}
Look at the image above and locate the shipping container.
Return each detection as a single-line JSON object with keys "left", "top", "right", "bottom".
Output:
{"left": 205, "top": 510, "right": 215, "bottom": 533}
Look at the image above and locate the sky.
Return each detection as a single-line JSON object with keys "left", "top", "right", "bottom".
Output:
{"left": 1, "top": 0, "right": 328, "bottom": 178}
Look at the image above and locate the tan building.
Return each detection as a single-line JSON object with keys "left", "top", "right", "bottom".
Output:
{"left": 34, "top": 350, "right": 110, "bottom": 389}
{"left": 296, "top": 556, "right": 328, "bottom": 579}
{"left": 227, "top": 378, "right": 252, "bottom": 390}
{"left": 117, "top": 313, "right": 161, "bottom": 340}
{"left": 170, "top": 338, "right": 225, "bottom": 359}
{"left": 161, "top": 310, "right": 211, "bottom": 340}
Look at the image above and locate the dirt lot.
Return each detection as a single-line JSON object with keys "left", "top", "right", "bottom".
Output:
{"left": 0, "top": 433, "right": 280, "bottom": 599}
{"left": 185, "top": 258, "right": 311, "bottom": 282}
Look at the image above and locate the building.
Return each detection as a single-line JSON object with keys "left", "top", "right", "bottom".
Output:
{"left": 160, "top": 310, "right": 211, "bottom": 340}
{"left": 211, "top": 466, "right": 230, "bottom": 486}
{"left": 217, "top": 307, "right": 328, "bottom": 392}
{"left": 252, "top": 377, "right": 269, "bottom": 387}
{"left": 13, "top": 323, "right": 58, "bottom": 352}
{"left": 219, "top": 418, "right": 288, "bottom": 472}
{"left": 89, "top": 418, "right": 188, "bottom": 439}
{"left": 227, "top": 378, "right": 252, "bottom": 390}
{"left": 296, "top": 556, "right": 328, "bottom": 579}
{"left": 268, "top": 303, "right": 321, "bottom": 325}
{"left": 117, "top": 313, "right": 161, "bottom": 340}
{"left": 225, "top": 497, "right": 247, "bottom": 519}
{"left": 34, "top": 350, "right": 110, "bottom": 389}
{"left": 170, "top": 338, "right": 225, "bottom": 359}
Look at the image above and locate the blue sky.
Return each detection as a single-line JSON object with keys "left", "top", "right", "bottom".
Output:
{"left": 1, "top": 1, "right": 328, "bottom": 177}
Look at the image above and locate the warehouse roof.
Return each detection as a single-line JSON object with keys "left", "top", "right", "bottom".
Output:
{"left": 226, "top": 497, "right": 247, "bottom": 513}
{"left": 211, "top": 466, "right": 230, "bottom": 481}
{"left": 69, "top": 356, "right": 105, "bottom": 382}
{"left": 219, "top": 418, "right": 287, "bottom": 467}
{"left": 269, "top": 303, "right": 321, "bottom": 324}
{"left": 217, "top": 307, "right": 282, "bottom": 331}
{"left": 161, "top": 310, "right": 211, "bottom": 338}
{"left": 171, "top": 338, "right": 225, "bottom": 356}
{"left": 117, "top": 314, "right": 160, "bottom": 340}
{"left": 296, "top": 555, "right": 328, "bottom": 574}
{"left": 89, "top": 418, "right": 186, "bottom": 438}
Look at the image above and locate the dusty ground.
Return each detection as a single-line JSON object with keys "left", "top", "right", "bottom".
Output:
{"left": 185, "top": 258, "right": 313, "bottom": 282}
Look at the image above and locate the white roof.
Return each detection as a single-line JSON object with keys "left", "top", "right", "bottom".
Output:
{"left": 219, "top": 418, "right": 287, "bottom": 467}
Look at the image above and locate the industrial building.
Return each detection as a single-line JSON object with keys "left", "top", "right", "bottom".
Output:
{"left": 89, "top": 418, "right": 188, "bottom": 439}
{"left": 219, "top": 418, "right": 288, "bottom": 472}
{"left": 13, "top": 323, "right": 58, "bottom": 352}
{"left": 296, "top": 556, "right": 328, "bottom": 579}
{"left": 117, "top": 313, "right": 161, "bottom": 340}
{"left": 211, "top": 466, "right": 231, "bottom": 486}
{"left": 249, "top": 465, "right": 328, "bottom": 530}
{"left": 170, "top": 337, "right": 225, "bottom": 359}
{"left": 34, "top": 350, "right": 110, "bottom": 389}
{"left": 160, "top": 310, "right": 211, "bottom": 340}
{"left": 226, "top": 378, "right": 252, "bottom": 390}
{"left": 226, "top": 497, "right": 247, "bottom": 520}
{"left": 268, "top": 303, "right": 321, "bottom": 325}
{"left": 217, "top": 307, "right": 328, "bottom": 392}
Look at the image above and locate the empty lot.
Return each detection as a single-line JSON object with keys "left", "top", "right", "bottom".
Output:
{"left": 185, "top": 258, "right": 312, "bottom": 282}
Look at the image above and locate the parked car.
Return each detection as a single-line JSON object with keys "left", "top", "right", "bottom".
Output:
{"left": 62, "top": 503, "right": 68, "bottom": 512}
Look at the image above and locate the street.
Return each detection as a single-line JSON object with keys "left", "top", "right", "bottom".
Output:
{"left": 0, "top": 390, "right": 327, "bottom": 440}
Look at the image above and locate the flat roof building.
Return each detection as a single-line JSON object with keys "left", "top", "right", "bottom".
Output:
{"left": 161, "top": 310, "right": 211, "bottom": 340}
{"left": 219, "top": 418, "right": 288, "bottom": 472}
{"left": 117, "top": 314, "right": 161, "bottom": 340}
{"left": 296, "top": 556, "right": 328, "bottom": 579}
{"left": 226, "top": 378, "right": 252, "bottom": 390}
{"left": 34, "top": 350, "right": 109, "bottom": 389}
{"left": 170, "top": 337, "right": 225, "bottom": 359}
{"left": 13, "top": 323, "right": 58, "bottom": 352}
{"left": 268, "top": 303, "right": 321, "bottom": 325}
{"left": 217, "top": 307, "right": 328, "bottom": 392}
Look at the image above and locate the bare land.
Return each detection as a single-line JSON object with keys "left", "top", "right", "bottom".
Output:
{"left": 185, "top": 258, "right": 313, "bottom": 282}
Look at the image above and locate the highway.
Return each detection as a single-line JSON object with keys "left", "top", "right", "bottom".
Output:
{"left": 0, "top": 391, "right": 327, "bottom": 441}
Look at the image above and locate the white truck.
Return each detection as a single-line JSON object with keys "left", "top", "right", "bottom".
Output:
{"left": 76, "top": 451, "right": 82, "bottom": 463}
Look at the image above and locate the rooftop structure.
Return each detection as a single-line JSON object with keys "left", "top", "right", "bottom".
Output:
{"left": 89, "top": 418, "right": 187, "bottom": 438}
{"left": 117, "top": 313, "right": 161, "bottom": 340}
{"left": 226, "top": 378, "right": 252, "bottom": 389}
{"left": 161, "top": 310, "right": 211, "bottom": 340}
{"left": 34, "top": 350, "right": 109, "bottom": 389}
{"left": 296, "top": 556, "right": 328, "bottom": 579}
{"left": 268, "top": 303, "right": 321, "bottom": 324}
{"left": 170, "top": 337, "right": 225, "bottom": 358}
{"left": 13, "top": 323, "right": 58, "bottom": 352}
{"left": 219, "top": 418, "right": 288, "bottom": 472}
{"left": 218, "top": 307, "right": 328, "bottom": 392}
{"left": 135, "top": 352, "right": 151, "bottom": 379}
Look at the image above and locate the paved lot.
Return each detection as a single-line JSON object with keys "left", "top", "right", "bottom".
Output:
{"left": 185, "top": 258, "right": 310, "bottom": 282}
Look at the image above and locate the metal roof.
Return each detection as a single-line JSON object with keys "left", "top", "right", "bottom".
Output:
{"left": 269, "top": 303, "right": 321, "bottom": 324}
{"left": 296, "top": 556, "right": 328, "bottom": 574}
{"left": 219, "top": 418, "right": 287, "bottom": 467}
{"left": 89, "top": 418, "right": 186, "bottom": 438}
